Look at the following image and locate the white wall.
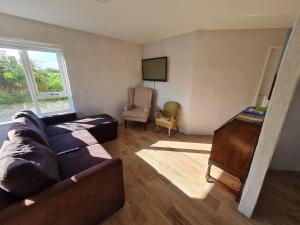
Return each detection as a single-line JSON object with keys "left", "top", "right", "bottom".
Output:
{"left": 239, "top": 13, "right": 300, "bottom": 217}
{"left": 0, "top": 13, "right": 142, "bottom": 145}
{"left": 143, "top": 32, "right": 198, "bottom": 132}
{"left": 143, "top": 29, "right": 287, "bottom": 134}
{"left": 270, "top": 80, "right": 300, "bottom": 171}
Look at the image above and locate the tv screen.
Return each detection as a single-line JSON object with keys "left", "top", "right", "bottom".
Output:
{"left": 142, "top": 57, "right": 167, "bottom": 81}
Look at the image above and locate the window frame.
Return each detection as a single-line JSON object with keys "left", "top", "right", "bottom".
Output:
{"left": 0, "top": 37, "right": 74, "bottom": 122}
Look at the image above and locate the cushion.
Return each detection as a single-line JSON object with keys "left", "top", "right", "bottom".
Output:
{"left": 45, "top": 114, "right": 118, "bottom": 137}
{"left": 123, "top": 107, "right": 148, "bottom": 119}
{"left": 13, "top": 110, "right": 45, "bottom": 131}
{"left": 133, "top": 87, "right": 152, "bottom": 108}
{"left": 8, "top": 117, "right": 49, "bottom": 146}
{"left": 0, "top": 137, "right": 60, "bottom": 197}
{"left": 49, "top": 130, "right": 98, "bottom": 154}
{"left": 57, "top": 144, "right": 112, "bottom": 180}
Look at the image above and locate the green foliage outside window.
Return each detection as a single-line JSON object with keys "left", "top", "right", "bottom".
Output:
{"left": 0, "top": 50, "right": 63, "bottom": 105}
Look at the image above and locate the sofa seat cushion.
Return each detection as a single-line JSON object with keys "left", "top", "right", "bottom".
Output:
{"left": 49, "top": 130, "right": 98, "bottom": 154}
{"left": 45, "top": 114, "right": 118, "bottom": 137}
{"left": 57, "top": 144, "right": 112, "bottom": 180}
{"left": 8, "top": 117, "right": 49, "bottom": 146}
{"left": 0, "top": 137, "right": 60, "bottom": 197}
{"left": 13, "top": 110, "right": 45, "bottom": 131}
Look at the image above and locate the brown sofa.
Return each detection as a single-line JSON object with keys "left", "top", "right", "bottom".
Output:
{"left": 0, "top": 111, "right": 124, "bottom": 225}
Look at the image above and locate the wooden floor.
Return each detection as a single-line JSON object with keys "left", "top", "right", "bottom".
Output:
{"left": 101, "top": 124, "right": 300, "bottom": 225}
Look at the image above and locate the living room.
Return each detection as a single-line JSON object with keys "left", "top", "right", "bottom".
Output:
{"left": 0, "top": 1, "right": 300, "bottom": 225}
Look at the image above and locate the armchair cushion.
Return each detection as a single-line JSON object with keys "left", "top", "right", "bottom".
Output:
{"left": 124, "top": 104, "right": 133, "bottom": 111}
{"left": 123, "top": 107, "right": 149, "bottom": 119}
{"left": 133, "top": 88, "right": 152, "bottom": 108}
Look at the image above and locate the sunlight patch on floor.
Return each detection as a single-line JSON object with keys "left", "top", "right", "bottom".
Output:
{"left": 151, "top": 140, "right": 212, "bottom": 151}
{"left": 136, "top": 140, "right": 216, "bottom": 199}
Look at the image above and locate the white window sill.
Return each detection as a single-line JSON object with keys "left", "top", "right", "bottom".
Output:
{"left": 0, "top": 110, "right": 76, "bottom": 126}
{"left": 0, "top": 121, "right": 13, "bottom": 126}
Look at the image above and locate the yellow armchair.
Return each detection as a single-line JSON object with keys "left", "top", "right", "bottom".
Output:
{"left": 155, "top": 101, "right": 180, "bottom": 137}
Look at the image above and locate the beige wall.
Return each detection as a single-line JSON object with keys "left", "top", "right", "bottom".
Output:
{"left": 143, "top": 29, "right": 287, "bottom": 134}
{"left": 143, "top": 32, "right": 197, "bottom": 132}
{"left": 0, "top": 13, "right": 142, "bottom": 121}
{"left": 270, "top": 80, "right": 300, "bottom": 171}
{"left": 239, "top": 14, "right": 300, "bottom": 217}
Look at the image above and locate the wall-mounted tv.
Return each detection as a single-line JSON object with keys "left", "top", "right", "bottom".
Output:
{"left": 142, "top": 57, "right": 167, "bottom": 82}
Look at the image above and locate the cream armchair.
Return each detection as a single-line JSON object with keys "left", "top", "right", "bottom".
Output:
{"left": 123, "top": 87, "right": 153, "bottom": 130}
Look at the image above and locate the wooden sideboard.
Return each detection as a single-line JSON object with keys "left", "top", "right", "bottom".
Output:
{"left": 206, "top": 109, "right": 264, "bottom": 200}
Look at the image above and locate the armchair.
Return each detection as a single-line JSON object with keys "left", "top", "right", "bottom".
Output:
{"left": 123, "top": 87, "right": 153, "bottom": 130}
{"left": 155, "top": 101, "right": 180, "bottom": 137}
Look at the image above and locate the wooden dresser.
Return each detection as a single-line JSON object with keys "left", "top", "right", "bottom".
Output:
{"left": 206, "top": 109, "right": 264, "bottom": 200}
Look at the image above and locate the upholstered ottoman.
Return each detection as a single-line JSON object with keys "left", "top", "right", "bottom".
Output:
{"left": 85, "top": 114, "right": 119, "bottom": 143}
{"left": 45, "top": 114, "right": 118, "bottom": 143}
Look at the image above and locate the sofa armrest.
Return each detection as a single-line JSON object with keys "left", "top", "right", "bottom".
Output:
{"left": 41, "top": 112, "right": 77, "bottom": 125}
{"left": 124, "top": 104, "right": 133, "bottom": 111}
{"left": 0, "top": 158, "right": 125, "bottom": 225}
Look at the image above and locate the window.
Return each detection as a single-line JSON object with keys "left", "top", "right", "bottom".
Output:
{"left": 0, "top": 38, "right": 74, "bottom": 123}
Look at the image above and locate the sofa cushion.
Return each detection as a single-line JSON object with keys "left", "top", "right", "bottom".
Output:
{"left": 57, "top": 144, "right": 112, "bottom": 180}
{"left": 0, "top": 137, "right": 60, "bottom": 197}
{"left": 13, "top": 110, "right": 45, "bottom": 131}
{"left": 8, "top": 117, "right": 49, "bottom": 146}
{"left": 45, "top": 114, "right": 118, "bottom": 137}
{"left": 49, "top": 129, "right": 98, "bottom": 154}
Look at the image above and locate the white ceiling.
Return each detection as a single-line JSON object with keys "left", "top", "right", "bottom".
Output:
{"left": 0, "top": 0, "right": 299, "bottom": 44}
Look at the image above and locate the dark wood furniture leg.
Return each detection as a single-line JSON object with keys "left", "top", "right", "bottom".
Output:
{"left": 206, "top": 160, "right": 243, "bottom": 201}
{"left": 206, "top": 160, "right": 212, "bottom": 182}
{"left": 124, "top": 120, "right": 127, "bottom": 128}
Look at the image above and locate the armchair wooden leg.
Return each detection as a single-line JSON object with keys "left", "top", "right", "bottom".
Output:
{"left": 124, "top": 120, "right": 127, "bottom": 128}
{"left": 168, "top": 128, "right": 171, "bottom": 137}
{"left": 144, "top": 123, "right": 147, "bottom": 131}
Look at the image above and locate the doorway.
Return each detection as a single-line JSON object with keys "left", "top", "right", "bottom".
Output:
{"left": 255, "top": 46, "right": 283, "bottom": 107}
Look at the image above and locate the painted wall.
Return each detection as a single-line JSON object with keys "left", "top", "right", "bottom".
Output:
{"left": 0, "top": 13, "right": 141, "bottom": 120}
{"left": 143, "top": 32, "right": 197, "bottom": 132}
{"left": 143, "top": 29, "right": 287, "bottom": 134}
{"left": 270, "top": 80, "right": 300, "bottom": 171}
{"left": 239, "top": 13, "right": 300, "bottom": 217}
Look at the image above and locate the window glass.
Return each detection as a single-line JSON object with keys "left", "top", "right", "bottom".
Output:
{"left": 0, "top": 48, "right": 34, "bottom": 122}
{"left": 27, "top": 51, "right": 64, "bottom": 94}
{"left": 38, "top": 97, "right": 69, "bottom": 114}
{"left": 0, "top": 42, "right": 74, "bottom": 123}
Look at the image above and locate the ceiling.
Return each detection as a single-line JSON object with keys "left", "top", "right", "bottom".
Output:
{"left": 0, "top": 0, "right": 299, "bottom": 44}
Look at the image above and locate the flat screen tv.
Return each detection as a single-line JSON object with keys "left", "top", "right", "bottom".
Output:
{"left": 142, "top": 57, "right": 167, "bottom": 81}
